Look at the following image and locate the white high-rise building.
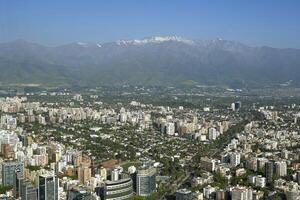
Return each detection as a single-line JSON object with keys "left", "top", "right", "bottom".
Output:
{"left": 275, "top": 161, "right": 287, "bottom": 177}
{"left": 208, "top": 127, "right": 217, "bottom": 140}
{"left": 231, "top": 186, "right": 253, "bottom": 200}
{"left": 166, "top": 122, "right": 175, "bottom": 136}
{"left": 230, "top": 152, "right": 241, "bottom": 167}
{"left": 119, "top": 113, "right": 127, "bottom": 123}
{"left": 255, "top": 175, "right": 266, "bottom": 188}
{"left": 231, "top": 103, "right": 236, "bottom": 111}
{"left": 0, "top": 129, "right": 19, "bottom": 148}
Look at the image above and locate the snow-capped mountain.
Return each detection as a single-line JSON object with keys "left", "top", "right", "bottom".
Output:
{"left": 0, "top": 36, "right": 300, "bottom": 88}
{"left": 68, "top": 36, "right": 247, "bottom": 51}
{"left": 115, "top": 36, "right": 195, "bottom": 45}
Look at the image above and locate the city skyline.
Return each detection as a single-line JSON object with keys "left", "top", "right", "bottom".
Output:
{"left": 1, "top": 1, "right": 300, "bottom": 200}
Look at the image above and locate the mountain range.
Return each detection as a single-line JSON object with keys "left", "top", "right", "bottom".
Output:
{"left": 0, "top": 36, "right": 300, "bottom": 88}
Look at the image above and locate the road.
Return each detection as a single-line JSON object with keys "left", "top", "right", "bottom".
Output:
{"left": 158, "top": 120, "right": 247, "bottom": 199}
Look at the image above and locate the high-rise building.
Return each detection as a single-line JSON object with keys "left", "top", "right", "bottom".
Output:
{"left": 231, "top": 101, "right": 242, "bottom": 111}
{"left": 2, "top": 160, "right": 24, "bottom": 186}
{"left": 166, "top": 122, "right": 175, "bottom": 135}
{"left": 200, "top": 157, "right": 217, "bottom": 172}
{"left": 231, "top": 103, "right": 236, "bottom": 111}
{"left": 13, "top": 172, "right": 23, "bottom": 198}
{"left": 296, "top": 171, "right": 300, "bottom": 185}
{"left": 38, "top": 174, "right": 59, "bottom": 200}
{"left": 265, "top": 162, "right": 274, "bottom": 185}
{"left": 20, "top": 181, "right": 38, "bottom": 200}
{"left": 136, "top": 166, "right": 156, "bottom": 196}
{"left": 255, "top": 175, "right": 266, "bottom": 188}
{"left": 175, "top": 189, "right": 192, "bottom": 200}
{"left": 216, "top": 189, "right": 229, "bottom": 200}
{"left": 1, "top": 143, "right": 14, "bottom": 158}
{"left": 104, "top": 178, "right": 133, "bottom": 200}
{"left": 257, "top": 158, "right": 268, "bottom": 171}
{"left": 13, "top": 171, "right": 35, "bottom": 199}
{"left": 78, "top": 165, "right": 91, "bottom": 184}
{"left": 100, "top": 167, "right": 107, "bottom": 180}
{"left": 231, "top": 186, "right": 253, "bottom": 200}
{"left": 215, "top": 189, "right": 230, "bottom": 200}
{"left": 246, "top": 157, "right": 258, "bottom": 171}
{"left": 274, "top": 161, "right": 287, "bottom": 177}
{"left": 208, "top": 127, "right": 217, "bottom": 140}
{"left": 230, "top": 152, "right": 241, "bottom": 167}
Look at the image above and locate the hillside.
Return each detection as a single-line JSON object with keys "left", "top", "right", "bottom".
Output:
{"left": 0, "top": 36, "right": 300, "bottom": 88}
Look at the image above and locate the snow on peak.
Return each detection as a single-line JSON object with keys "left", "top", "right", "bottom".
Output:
{"left": 76, "top": 42, "right": 103, "bottom": 48}
{"left": 116, "top": 36, "right": 194, "bottom": 46}
{"left": 77, "top": 42, "right": 89, "bottom": 47}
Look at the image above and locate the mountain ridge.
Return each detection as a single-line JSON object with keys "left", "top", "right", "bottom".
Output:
{"left": 1, "top": 36, "right": 300, "bottom": 88}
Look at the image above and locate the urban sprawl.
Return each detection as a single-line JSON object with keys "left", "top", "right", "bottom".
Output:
{"left": 0, "top": 88, "right": 299, "bottom": 200}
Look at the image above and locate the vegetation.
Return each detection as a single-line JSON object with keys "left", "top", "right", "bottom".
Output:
{"left": 212, "top": 172, "right": 228, "bottom": 189}
{"left": 0, "top": 185, "right": 13, "bottom": 194}
{"left": 26, "top": 165, "right": 41, "bottom": 171}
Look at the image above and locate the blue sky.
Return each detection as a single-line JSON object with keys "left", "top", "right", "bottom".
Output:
{"left": 0, "top": 0, "right": 300, "bottom": 48}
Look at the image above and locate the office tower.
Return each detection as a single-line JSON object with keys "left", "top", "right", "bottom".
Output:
{"left": 2, "top": 160, "right": 24, "bottom": 186}
{"left": 104, "top": 178, "right": 133, "bottom": 200}
{"left": 20, "top": 181, "right": 38, "bottom": 200}
{"left": 231, "top": 101, "right": 242, "bottom": 111}
{"left": 13, "top": 171, "right": 25, "bottom": 198}
{"left": 136, "top": 166, "right": 156, "bottom": 196}
{"left": 274, "top": 161, "right": 287, "bottom": 177}
{"left": 175, "top": 189, "right": 192, "bottom": 200}
{"left": 38, "top": 174, "right": 58, "bottom": 200}
{"left": 265, "top": 162, "right": 274, "bottom": 185}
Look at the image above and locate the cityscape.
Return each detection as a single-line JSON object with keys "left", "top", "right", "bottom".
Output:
{"left": 0, "top": 86, "right": 298, "bottom": 199}
{"left": 0, "top": 1, "right": 300, "bottom": 200}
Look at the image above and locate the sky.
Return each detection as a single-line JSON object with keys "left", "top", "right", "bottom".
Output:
{"left": 0, "top": 0, "right": 300, "bottom": 48}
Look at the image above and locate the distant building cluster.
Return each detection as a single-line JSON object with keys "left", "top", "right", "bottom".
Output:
{"left": 0, "top": 92, "right": 299, "bottom": 200}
